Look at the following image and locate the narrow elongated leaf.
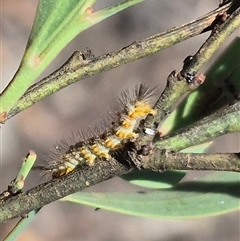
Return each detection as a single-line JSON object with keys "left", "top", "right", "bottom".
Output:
{"left": 3, "top": 209, "right": 41, "bottom": 241}
{"left": 63, "top": 172, "right": 240, "bottom": 219}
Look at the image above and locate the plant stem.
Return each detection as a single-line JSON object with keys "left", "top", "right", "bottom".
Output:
{"left": 1, "top": 147, "right": 239, "bottom": 222}
{"left": 141, "top": 150, "right": 240, "bottom": 172}
{"left": 180, "top": 2, "right": 240, "bottom": 77}
{"left": 154, "top": 101, "right": 240, "bottom": 151}
{"left": 0, "top": 158, "right": 131, "bottom": 222}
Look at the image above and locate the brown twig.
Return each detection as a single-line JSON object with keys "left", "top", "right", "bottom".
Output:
{"left": 0, "top": 157, "right": 131, "bottom": 222}
{"left": 141, "top": 150, "right": 240, "bottom": 172}
{"left": 180, "top": 2, "right": 240, "bottom": 77}
{"left": 0, "top": 146, "right": 239, "bottom": 222}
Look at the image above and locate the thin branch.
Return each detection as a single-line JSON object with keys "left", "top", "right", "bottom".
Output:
{"left": 1, "top": 147, "right": 239, "bottom": 222}
{"left": 139, "top": 70, "right": 205, "bottom": 138}
{"left": 0, "top": 158, "right": 131, "bottom": 222}
{"left": 154, "top": 101, "right": 240, "bottom": 151}
{"left": 141, "top": 150, "right": 240, "bottom": 172}
{"left": 6, "top": 3, "right": 231, "bottom": 121}
{"left": 180, "top": 2, "right": 240, "bottom": 77}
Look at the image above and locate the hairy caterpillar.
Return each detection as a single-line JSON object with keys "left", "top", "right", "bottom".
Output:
{"left": 39, "top": 84, "right": 157, "bottom": 179}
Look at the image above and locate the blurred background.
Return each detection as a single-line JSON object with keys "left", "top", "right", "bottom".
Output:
{"left": 1, "top": 0, "right": 239, "bottom": 240}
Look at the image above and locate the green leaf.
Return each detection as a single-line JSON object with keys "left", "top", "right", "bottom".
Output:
{"left": 159, "top": 37, "right": 240, "bottom": 136}
{"left": 121, "top": 170, "right": 186, "bottom": 189}
{"left": 0, "top": 0, "right": 145, "bottom": 115}
{"left": 3, "top": 209, "right": 41, "bottom": 241}
{"left": 63, "top": 172, "right": 240, "bottom": 219}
